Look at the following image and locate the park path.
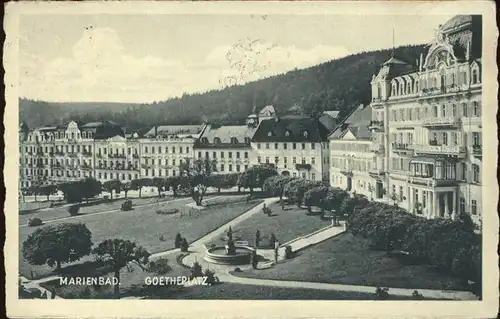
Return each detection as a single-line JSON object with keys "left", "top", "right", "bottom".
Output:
{"left": 19, "top": 276, "right": 63, "bottom": 299}
{"left": 149, "top": 197, "right": 280, "bottom": 260}
{"left": 216, "top": 272, "right": 477, "bottom": 300}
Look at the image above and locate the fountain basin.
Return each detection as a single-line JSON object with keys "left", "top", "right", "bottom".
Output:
{"left": 204, "top": 246, "right": 254, "bottom": 265}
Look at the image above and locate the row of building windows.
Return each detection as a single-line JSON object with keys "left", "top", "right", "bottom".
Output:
{"left": 26, "top": 131, "right": 94, "bottom": 142}
{"left": 197, "top": 151, "right": 249, "bottom": 159}
{"left": 142, "top": 146, "right": 190, "bottom": 154}
{"left": 390, "top": 131, "right": 481, "bottom": 146}
{"left": 329, "top": 143, "right": 370, "bottom": 152}
{"left": 200, "top": 137, "right": 251, "bottom": 145}
{"left": 257, "top": 156, "right": 328, "bottom": 166}
{"left": 389, "top": 101, "right": 481, "bottom": 122}
{"left": 390, "top": 159, "right": 481, "bottom": 183}
{"left": 256, "top": 142, "right": 326, "bottom": 150}
{"left": 388, "top": 68, "right": 480, "bottom": 97}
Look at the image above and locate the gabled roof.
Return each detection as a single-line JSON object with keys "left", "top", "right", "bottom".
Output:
{"left": 252, "top": 117, "right": 329, "bottom": 143}
{"left": 322, "top": 110, "right": 340, "bottom": 119}
{"left": 329, "top": 105, "right": 372, "bottom": 141}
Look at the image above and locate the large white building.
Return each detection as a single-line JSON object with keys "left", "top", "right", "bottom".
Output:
{"left": 330, "top": 15, "right": 482, "bottom": 225}
{"left": 251, "top": 115, "right": 331, "bottom": 181}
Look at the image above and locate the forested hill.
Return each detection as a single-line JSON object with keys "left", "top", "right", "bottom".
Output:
{"left": 20, "top": 44, "right": 427, "bottom": 132}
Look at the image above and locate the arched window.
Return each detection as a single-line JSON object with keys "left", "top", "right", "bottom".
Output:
{"left": 392, "top": 84, "right": 397, "bottom": 95}
{"left": 472, "top": 69, "right": 479, "bottom": 84}
{"left": 71, "top": 132, "right": 75, "bottom": 139}
{"left": 213, "top": 137, "right": 221, "bottom": 144}
{"left": 451, "top": 73, "right": 456, "bottom": 86}
{"left": 303, "top": 131, "right": 308, "bottom": 138}
{"left": 377, "top": 84, "right": 381, "bottom": 98}
{"left": 400, "top": 82, "right": 404, "bottom": 95}
{"left": 82, "top": 132, "right": 86, "bottom": 139}
{"left": 285, "top": 130, "right": 291, "bottom": 137}
{"left": 201, "top": 137, "right": 208, "bottom": 144}
{"left": 267, "top": 131, "right": 273, "bottom": 137}
{"left": 415, "top": 80, "right": 419, "bottom": 91}
{"left": 231, "top": 137, "right": 239, "bottom": 144}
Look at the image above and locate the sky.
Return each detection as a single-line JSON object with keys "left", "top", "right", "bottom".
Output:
{"left": 19, "top": 14, "right": 455, "bottom": 103}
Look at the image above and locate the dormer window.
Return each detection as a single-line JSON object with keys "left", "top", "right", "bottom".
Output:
{"left": 303, "top": 131, "right": 308, "bottom": 138}
{"left": 267, "top": 131, "right": 273, "bottom": 137}
{"left": 201, "top": 137, "right": 208, "bottom": 144}
{"left": 244, "top": 137, "right": 251, "bottom": 144}
{"left": 231, "top": 137, "right": 238, "bottom": 144}
{"left": 472, "top": 69, "right": 479, "bottom": 84}
{"left": 213, "top": 137, "right": 221, "bottom": 144}
{"left": 285, "top": 130, "right": 290, "bottom": 137}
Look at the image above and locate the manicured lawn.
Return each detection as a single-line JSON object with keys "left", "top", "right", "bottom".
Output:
{"left": 18, "top": 195, "right": 178, "bottom": 226}
{"left": 19, "top": 197, "right": 263, "bottom": 279}
{"left": 233, "top": 232, "right": 469, "bottom": 291}
{"left": 209, "top": 202, "right": 330, "bottom": 248}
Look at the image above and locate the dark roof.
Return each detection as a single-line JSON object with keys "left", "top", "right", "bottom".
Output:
{"left": 329, "top": 105, "right": 372, "bottom": 140}
{"left": 319, "top": 114, "right": 338, "bottom": 134}
{"left": 199, "top": 125, "right": 256, "bottom": 143}
{"left": 252, "top": 117, "right": 329, "bottom": 143}
{"left": 376, "top": 54, "right": 416, "bottom": 79}
{"left": 144, "top": 125, "right": 204, "bottom": 138}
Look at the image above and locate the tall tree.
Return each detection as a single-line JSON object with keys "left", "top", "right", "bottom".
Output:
{"left": 178, "top": 157, "right": 217, "bottom": 206}
{"left": 37, "top": 184, "right": 58, "bottom": 201}
{"left": 22, "top": 223, "right": 93, "bottom": 270}
{"left": 93, "top": 239, "right": 150, "bottom": 298}
{"left": 237, "top": 165, "right": 278, "bottom": 194}
{"left": 102, "top": 180, "right": 122, "bottom": 200}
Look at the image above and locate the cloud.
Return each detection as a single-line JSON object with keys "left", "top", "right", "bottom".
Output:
{"left": 20, "top": 29, "right": 349, "bottom": 103}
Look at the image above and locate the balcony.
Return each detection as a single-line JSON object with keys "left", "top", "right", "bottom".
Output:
{"left": 368, "top": 120, "right": 384, "bottom": 131}
{"left": 368, "top": 168, "right": 385, "bottom": 179}
{"left": 411, "top": 144, "right": 466, "bottom": 158}
{"left": 132, "top": 154, "right": 140, "bottom": 159}
{"left": 340, "top": 169, "right": 353, "bottom": 177}
{"left": 407, "top": 176, "right": 458, "bottom": 187}
{"left": 296, "top": 163, "right": 312, "bottom": 171}
{"left": 422, "top": 117, "right": 461, "bottom": 128}
{"left": 82, "top": 152, "right": 92, "bottom": 157}
{"left": 68, "top": 153, "right": 77, "bottom": 158}
{"left": 391, "top": 143, "right": 413, "bottom": 155}
{"left": 141, "top": 164, "right": 151, "bottom": 169}
{"left": 472, "top": 145, "right": 482, "bottom": 159}
{"left": 370, "top": 143, "right": 385, "bottom": 154}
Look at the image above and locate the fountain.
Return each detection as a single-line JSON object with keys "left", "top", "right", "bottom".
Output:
{"left": 204, "top": 227, "right": 253, "bottom": 265}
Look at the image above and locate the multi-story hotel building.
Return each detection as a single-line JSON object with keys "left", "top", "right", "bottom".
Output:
{"left": 331, "top": 15, "right": 482, "bottom": 224}
{"left": 251, "top": 115, "right": 331, "bottom": 181}
{"left": 19, "top": 120, "right": 125, "bottom": 188}
{"left": 194, "top": 124, "right": 256, "bottom": 174}
{"left": 138, "top": 125, "right": 204, "bottom": 179}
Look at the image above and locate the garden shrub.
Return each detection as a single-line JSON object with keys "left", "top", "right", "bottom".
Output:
{"left": 28, "top": 217, "right": 43, "bottom": 227}
{"left": 68, "top": 205, "right": 80, "bottom": 216}
{"left": 149, "top": 258, "right": 171, "bottom": 275}
{"left": 121, "top": 200, "right": 133, "bottom": 211}
{"left": 374, "top": 287, "right": 389, "bottom": 300}
{"left": 284, "top": 245, "right": 294, "bottom": 259}
{"left": 174, "top": 233, "right": 183, "bottom": 249}
{"left": 204, "top": 269, "right": 217, "bottom": 285}
{"left": 412, "top": 290, "right": 424, "bottom": 300}
{"left": 180, "top": 238, "right": 189, "bottom": 252}
{"left": 190, "top": 262, "right": 203, "bottom": 278}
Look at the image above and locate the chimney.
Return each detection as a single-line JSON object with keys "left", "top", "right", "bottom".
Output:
{"left": 154, "top": 126, "right": 158, "bottom": 137}
{"left": 419, "top": 53, "right": 423, "bottom": 71}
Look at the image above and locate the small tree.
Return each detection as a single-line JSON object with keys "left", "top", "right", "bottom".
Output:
{"left": 121, "top": 200, "right": 133, "bottom": 211}
{"left": 204, "top": 269, "right": 217, "bottom": 285}
{"left": 102, "top": 180, "right": 121, "bottom": 200}
{"left": 251, "top": 250, "right": 258, "bottom": 269}
{"left": 227, "top": 226, "right": 233, "bottom": 241}
{"left": 180, "top": 238, "right": 189, "bottom": 252}
{"left": 191, "top": 262, "right": 203, "bottom": 278}
{"left": 255, "top": 230, "right": 261, "bottom": 248}
{"left": 38, "top": 184, "right": 58, "bottom": 201}
{"left": 284, "top": 245, "right": 293, "bottom": 259}
{"left": 93, "top": 239, "right": 150, "bottom": 298}
{"left": 174, "top": 233, "right": 183, "bottom": 249}
{"left": 148, "top": 258, "right": 171, "bottom": 275}
{"left": 122, "top": 182, "right": 131, "bottom": 199}
{"left": 23, "top": 223, "right": 93, "bottom": 271}
{"left": 68, "top": 205, "right": 80, "bottom": 216}
{"left": 179, "top": 157, "right": 217, "bottom": 206}
{"left": 269, "top": 233, "right": 277, "bottom": 248}
{"left": 152, "top": 177, "right": 165, "bottom": 197}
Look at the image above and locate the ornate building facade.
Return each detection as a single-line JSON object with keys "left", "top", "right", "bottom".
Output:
{"left": 336, "top": 14, "right": 483, "bottom": 224}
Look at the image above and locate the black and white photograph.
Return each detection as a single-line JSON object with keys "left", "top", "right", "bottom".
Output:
{"left": 4, "top": 1, "right": 498, "bottom": 318}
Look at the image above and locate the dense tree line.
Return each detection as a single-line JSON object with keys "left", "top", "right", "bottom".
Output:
{"left": 20, "top": 45, "right": 426, "bottom": 131}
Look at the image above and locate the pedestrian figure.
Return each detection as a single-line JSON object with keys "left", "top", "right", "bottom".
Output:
{"left": 281, "top": 200, "right": 285, "bottom": 210}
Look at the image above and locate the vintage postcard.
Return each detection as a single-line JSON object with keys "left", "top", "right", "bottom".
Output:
{"left": 4, "top": 1, "right": 498, "bottom": 318}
